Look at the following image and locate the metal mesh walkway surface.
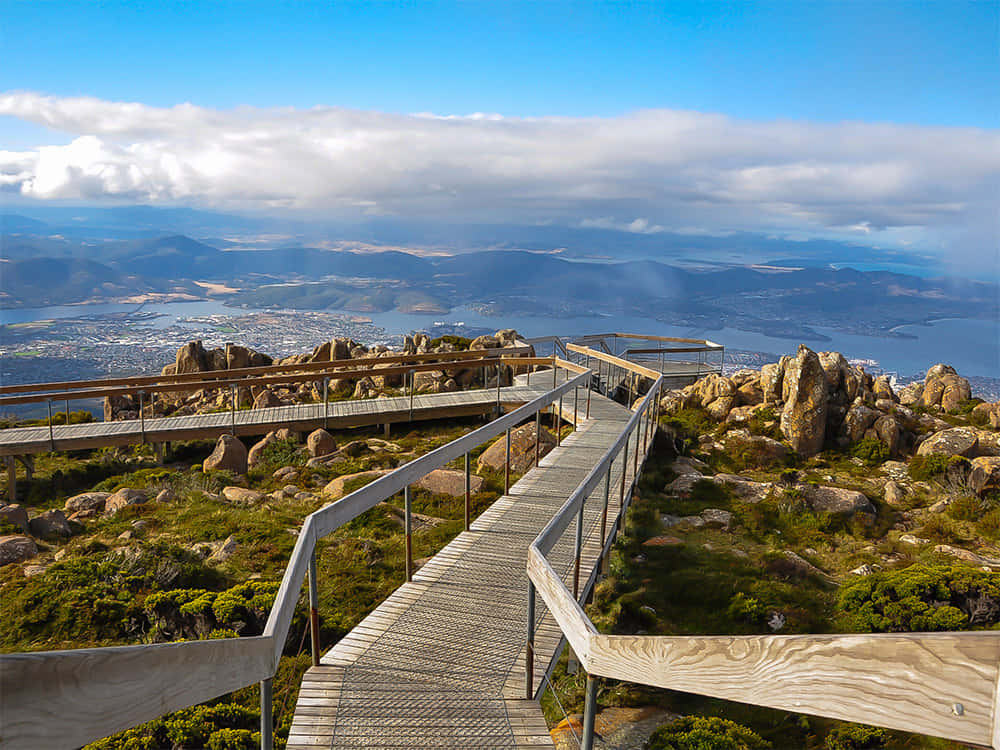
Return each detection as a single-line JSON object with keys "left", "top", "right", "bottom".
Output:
{"left": 287, "top": 390, "right": 638, "bottom": 749}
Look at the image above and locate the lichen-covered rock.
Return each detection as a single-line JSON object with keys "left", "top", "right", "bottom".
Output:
{"left": 222, "top": 486, "right": 264, "bottom": 505}
{"left": 869, "top": 414, "right": 903, "bottom": 457}
{"left": 883, "top": 480, "right": 907, "bottom": 507}
{"left": 798, "top": 484, "right": 875, "bottom": 516}
{"left": 872, "top": 375, "right": 896, "bottom": 402}
{"left": 64, "top": 491, "right": 112, "bottom": 514}
{"left": 780, "top": 345, "right": 829, "bottom": 455}
{"left": 307, "top": 429, "right": 337, "bottom": 457}
{"left": 253, "top": 388, "right": 281, "bottom": 409}
{"left": 247, "top": 431, "right": 277, "bottom": 468}
{"left": 28, "top": 509, "right": 72, "bottom": 539}
{"left": 712, "top": 474, "right": 775, "bottom": 503}
{"left": 898, "top": 381, "right": 924, "bottom": 406}
{"left": 921, "top": 364, "right": 971, "bottom": 412}
{"left": 477, "top": 423, "right": 556, "bottom": 474}
{"left": 203, "top": 434, "right": 248, "bottom": 474}
{"left": 760, "top": 359, "right": 787, "bottom": 405}
{"left": 415, "top": 469, "right": 485, "bottom": 498}
{"left": 0, "top": 535, "right": 38, "bottom": 566}
{"left": 841, "top": 403, "right": 880, "bottom": 444}
{"left": 323, "top": 469, "right": 392, "bottom": 500}
{"left": 105, "top": 488, "right": 148, "bottom": 515}
{"left": 916, "top": 427, "right": 980, "bottom": 458}
{"left": 970, "top": 457, "right": 1000, "bottom": 496}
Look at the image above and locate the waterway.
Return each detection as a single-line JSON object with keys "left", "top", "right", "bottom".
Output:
{"left": 2, "top": 300, "right": 997, "bottom": 379}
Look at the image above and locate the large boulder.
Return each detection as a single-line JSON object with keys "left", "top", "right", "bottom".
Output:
{"left": 0, "top": 535, "right": 38, "bottom": 566}
{"left": 203, "top": 434, "right": 248, "bottom": 474}
{"left": 841, "top": 403, "right": 880, "bottom": 444}
{"left": 898, "top": 382, "right": 924, "bottom": 406}
{"left": 307, "top": 429, "right": 337, "bottom": 457}
{"left": 105, "top": 488, "right": 148, "bottom": 515}
{"left": 323, "top": 469, "right": 393, "bottom": 500}
{"left": 760, "top": 357, "right": 788, "bottom": 405}
{"left": 780, "top": 345, "right": 829, "bottom": 455}
{"left": 869, "top": 414, "right": 903, "bottom": 457}
{"left": 0, "top": 503, "right": 30, "bottom": 533}
{"left": 175, "top": 340, "right": 210, "bottom": 374}
{"left": 415, "top": 469, "right": 485, "bottom": 498}
{"left": 477, "top": 423, "right": 556, "bottom": 475}
{"left": 28, "top": 509, "right": 72, "bottom": 539}
{"left": 916, "top": 427, "right": 980, "bottom": 458}
{"left": 247, "top": 431, "right": 277, "bottom": 468}
{"left": 798, "top": 484, "right": 875, "bottom": 516}
{"left": 64, "top": 491, "right": 112, "bottom": 514}
{"left": 921, "top": 364, "right": 971, "bottom": 412}
{"left": 253, "top": 389, "right": 281, "bottom": 409}
{"left": 222, "top": 486, "right": 264, "bottom": 505}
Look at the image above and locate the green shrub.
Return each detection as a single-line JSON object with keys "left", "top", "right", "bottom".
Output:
{"left": 850, "top": 437, "right": 889, "bottom": 466}
{"left": 646, "top": 716, "right": 770, "bottom": 750}
{"left": 428, "top": 335, "right": 472, "bottom": 350}
{"left": 838, "top": 564, "right": 1000, "bottom": 632}
{"left": 824, "top": 723, "right": 889, "bottom": 749}
{"left": 908, "top": 454, "right": 964, "bottom": 482}
{"left": 258, "top": 439, "right": 305, "bottom": 470}
{"left": 948, "top": 495, "right": 984, "bottom": 522}
{"left": 208, "top": 728, "right": 258, "bottom": 750}
{"left": 726, "top": 593, "right": 767, "bottom": 624}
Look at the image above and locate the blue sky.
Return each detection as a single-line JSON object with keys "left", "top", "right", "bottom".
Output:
{"left": 0, "top": 1, "right": 997, "bottom": 268}
{"left": 2, "top": 0, "right": 996, "bottom": 129}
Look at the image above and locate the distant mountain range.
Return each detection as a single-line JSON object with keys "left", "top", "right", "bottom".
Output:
{"left": 1, "top": 225, "right": 996, "bottom": 341}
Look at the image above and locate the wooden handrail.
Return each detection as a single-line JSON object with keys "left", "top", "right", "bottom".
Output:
{"left": 527, "top": 345, "right": 1000, "bottom": 749}
{"left": 0, "top": 355, "right": 550, "bottom": 407}
{"left": 0, "top": 360, "right": 591, "bottom": 750}
{"left": 565, "top": 343, "right": 661, "bottom": 380}
{"left": 0, "top": 345, "right": 533, "bottom": 396}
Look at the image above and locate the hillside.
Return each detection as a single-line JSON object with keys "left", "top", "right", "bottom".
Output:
{"left": 1, "top": 338, "right": 999, "bottom": 749}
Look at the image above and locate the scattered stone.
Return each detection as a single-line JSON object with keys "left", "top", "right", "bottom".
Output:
{"left": 713, "top": 474, "right": 775, "bottom": 503}
{"left": 798, "top": 484, "right": 875, "bottom": 516}
{"left": 851, "top": 564, "right": 881, "bottom": 576}
{"left": 252, "top": 389, "right": 281, "bottom": 409}
{"left": 222, "top": 486, "right": 264, "bottom": 505}
{"left": 23, "top": 564, "right": 48, "bottom": 577}
{"left": 970, "top": 457, "right": 1000, "bottom": 495}
{"left": 307, "top": 429, "right": 337, "bottom": 457}
{"left": 204, "top": 434, "right": 248, "bottom": 474}
{"left": 782, "top": 550, "right": 828, "bottom": 579}
{"left": 104, "top": 488, "right": 148, "bottom": 516}
{"left": 273, "top": 466, "right": 299, "bottom": 482}
{"left": 415, "top": 469, "right": 485, "bottom": 498}
{"left": 0, "top": 503, "right": 30, "bottom": 533}
{"left": 0, "top": 535, "right": 38, "bottom": 566}
{"left": 275, "top": 428, "right": 297, "bottom": 442}
{"left": 700, "top": 508, "right": 733, "bottom": 531}
{"left": 671, "top": 456, "right": 708, "bottom": 475}
{"left": 208, "top": 535, "right": 239, "bottom": 563}
{"left": 934, "top": 544, "right": 1000, "bottom": 569}
{"left": 927, "top": 498, "right": 951, "bottom": 514}
{"left": 883, "top": 481, "right": 906, "bottom": 507}
{"left": 155, "top": 488, "right": 177, "bottom": 504}
{"left": 63, "top": 491, "right": 111, "bottom": 514}
{"left": 767, "top": 611, "right": 786, "bottom": 632}
{"left": 900, "top": 533, "right": 931, "bottom": 546}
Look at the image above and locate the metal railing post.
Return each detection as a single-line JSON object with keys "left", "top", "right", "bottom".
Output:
{"left": 64, "top": 399, "right": 70, "bottom": 427}
{"left": 526, "top": 580, "right": 536, "bottom": 699}
{"left": 309, "top": 549, "right": 320, "bottom": 667}
{"left": 586, "top": 378, "right": 591, "bottom": 419}
{"left": 573, "top": 494, "right": 585, "bottom": 600}
{"left": 260, "top": 677, "right": 273, "bottom": 750}
{"left": 464, "top": 452, "right": 471, "bottom": 531}
{"left": 633, "top": 418, "right": 640, "bottom": 479}
{"left": 138, "top": 391, "right": 146, "bottom": 444}
{"left": 535, "top": 409, "right": 541, "bottom": 467}
{"left": 47, "top": 400, "right": 55, "bottom": 449}
{"left": 404, "top": 485, "right": 413, "bottom": 582}
{"left": 230, "top": 385, "right": 237, "bottom": 435}
{"left": 556, "top": 395, "right": 563, "bottom": 446}
{"left": 496, "top": 363, "right": 502, "bottom": 416}
{"left": 504, "top": 427, "right": 512, "bottom": 495}
{"left": 409, "top": 370, "right": 415, "bottom": 421}
{"left": 552, "top": 357, "right": 557, "bottom": 388}
{"left": 573, "top": 385, "right": 579, "bottom": 424}
{"left": 581, "top": 673, "right": 598, "bottom": 750}
{"left": 619, "top": 433, "right": 630, "bottom": 515}
{"left": 323, "top": 377, "right": 329, "bottom": 429}
{"left": 600, "top": 466, "right": 611, "bottom": 550}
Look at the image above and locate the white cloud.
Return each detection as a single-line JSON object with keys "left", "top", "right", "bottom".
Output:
{"left": 1, "top": 91, "right": 998, "bottom": 260}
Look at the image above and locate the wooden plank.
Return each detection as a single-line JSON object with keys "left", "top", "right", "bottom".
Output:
{"left": 0, "top": 636, "right": 273, "bottom": 750}
{"left": 588, "top": 631, "right": 1000, "bottom": 746}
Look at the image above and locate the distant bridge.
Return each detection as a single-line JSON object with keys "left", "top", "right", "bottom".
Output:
{"left": 6, "top": 335, "right": 994, "bottom": 750}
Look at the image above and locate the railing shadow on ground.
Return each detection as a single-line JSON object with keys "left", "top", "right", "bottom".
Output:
{"left": 528, "top": 345, "right": 1000, "bottom": 750}
{"left": 0, "top": 357, "right": 590, "bottom": 750}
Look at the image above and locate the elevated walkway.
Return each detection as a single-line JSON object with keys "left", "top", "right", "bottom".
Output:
{"left": 287, "top": 388, "right": 635, "bottom": 748}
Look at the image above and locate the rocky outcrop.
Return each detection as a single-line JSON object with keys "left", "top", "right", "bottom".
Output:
{"left": 921, "top": 364, "right": 972, "bottom": 412}
{"left": 64, "top": 492, "right": 111, "bottom": 515}
{"left": 797, "top": 484, "right": 875, "bottom": 516}
{"left": 0, "top": 535, "right": 38, "bottom": 566}
{"left": 203, "top": 434, "right": 248, "bottom": 474}
{"left": 476, "top": 423, "right": 556, "bottom": 474}
{"left": 916, "top": 427, "right": 980, "bottom": 458}
{"left": 970, "top": 457, "right": 1000, "bottom": 496}
{"left": 779, "top": 346, "right": 829, "bottom": 455}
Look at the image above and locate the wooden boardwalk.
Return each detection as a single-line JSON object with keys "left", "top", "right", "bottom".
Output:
{"left": 288, "top": 389, "right": 637, "bottom": 749}
{"left": 0, "top": 385, "right": 549, "bottom": 457}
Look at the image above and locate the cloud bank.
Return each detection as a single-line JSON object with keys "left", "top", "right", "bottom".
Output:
{"left": 1, "top": 91, "right": 997, "bottom": 258}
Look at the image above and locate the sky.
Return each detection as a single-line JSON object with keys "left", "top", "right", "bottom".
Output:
{"left": 1, "top": 0, "right": 998, "bottom": 266}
